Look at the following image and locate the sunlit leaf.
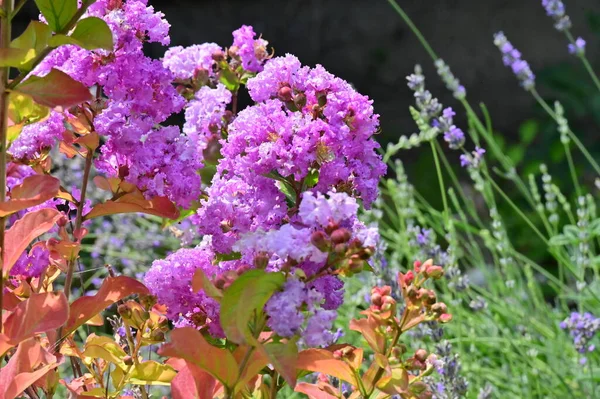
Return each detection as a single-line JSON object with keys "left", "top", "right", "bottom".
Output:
{"left": 11, "top": 21, "right": 52, "bottom": 70}
{"left": 3, "top": 292, "right": 68, "bottom": 352}
{"left": 192, "top": 268, "right": 223, "bottom": 301}
{"left": 259, "top": 339, "right": 298, "bottom": 387}
{"left": 220, "top": 269, "right": 285, "bottom": 344}
{"left": 0, "top": 175, "right": 60, "bottom": 217}
{"left": 82, "top": 335, "right": 128, "bottom": 369}
{"left": 34, "top": 0, "right": 77, "bottom": 32}
{"left": 13, "top": 68, "right": 92, "bottom": 108}
{"left": 129, "top": 361, "right": 177, "bottom": 385}
{"left": 296, "top": 349, "right": 357, "bottom": 386}
{"left": 3, "top": 208, "right": 62, "bottom": 277}
{"left": 349, "top": 316, "right": 385, "bottom": 354}
{"left": 170, "top": 360, "right": 219, "bottom": 399}
{"left": 63, "top": 276, "right": 149, "bottom": 335}
{"left": 0, "top": 338, "right": 62, "bottom": 399}
{"left": 158, "top": 327, "right": 239, "bottom": 388}
{"left": 0, "top": 48, "right": 36, "bottom": 68}
{"left": 295, "top": 382, "right": 339, "bottom": 399}
{"left": 84, "top": 192, "right": 179, "bottom": 220}
{"left": 49, "top": 17, "right": 113, "bottom": 51}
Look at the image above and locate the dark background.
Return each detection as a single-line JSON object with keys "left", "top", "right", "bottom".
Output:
{"left": 13, "top": 0, "right": 600, "bottom": 185}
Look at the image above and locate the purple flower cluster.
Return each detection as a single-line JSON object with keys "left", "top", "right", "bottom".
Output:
{"left": 33, "top": 0, "right": 200, "bottom": 207}
{"left": 9, "top": 112, "right": 65, "bottom": 161}
{"left": 541, "top": 0, "right": 571, "bottom": 31}
{"left": 460, "top": 147, "right": 486, "bottom": 168}
{"left": 560, "top": 312, "right": 600, "bottom": 364}
{"left": 11, "top": 246, "right": 50, "bottom": 278}
{"left": 568, "top": 37, "right": 586, "bottom": 56}
{"left": 230, "top": 25, "right": 270, "bottom": 73}
{"left": 435, "top": 108, "right": 465, "bottom": 150}
{"left": 493, "top": 32, "right": 535, "bottom": 90}
{"left": 144, "top": 240, "right": 239, "bottom": 337}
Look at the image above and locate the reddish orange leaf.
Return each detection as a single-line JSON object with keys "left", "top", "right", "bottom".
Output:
{"left": 3, "top": 291, "right": 68, "bottom": 348}
{"left": 259, "top": 339, "right": 298, "bottom": 388}
{"left": 13, "top": 69, "right": 92, "bottom": 108}
{"left": 171, "top": 361, "right": 219, "bottom": 399}
{"left": 3, "top": 208, "right": 62, "bottom": 277}
{"left": 296, "top": 349, "right": 357, "bottom": 386}
{"left": 295, "top": 382, "right": 339, "bottom": 399}
{"left": 63, "top": 276, "right": 148, "bottom": 335}
{"left": 232, "top": 345, "right": 270, "bottom": 392}
{"left": 0, "top": 175, "right": 60, "bottom": 217}
{"left": 192, "top": 268, "right": 222, "bottom": 300}
{"left": 84, "top": 192, "right": 179, "bottom": 220}
{"left": 349, "top": 316, "right": 386, "bottom": 354}
{"left": 0, "top": 338, "right": 62, "bottom": 399}
{"left": 158, "top": 327, "right": 239, "bottom": 388}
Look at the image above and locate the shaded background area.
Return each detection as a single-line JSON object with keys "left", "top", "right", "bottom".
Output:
{"left": 13, "top": 0, "right": 600, "bottom": 147}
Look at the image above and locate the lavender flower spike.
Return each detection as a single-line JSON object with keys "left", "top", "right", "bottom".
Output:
{"left": 493, "top": 32, "right": 535, "bottom": 90}
{"left": 542, "top": 0, "right": 572, "bottom": 31}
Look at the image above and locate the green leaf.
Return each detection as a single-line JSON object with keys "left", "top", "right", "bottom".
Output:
{"left": 214, "top": 251, "right": 242, "bottom": 264}
{"left": 34, "top": 0, "right": 77, "bottom": 32}
{"left": 507, "top": 145, "right": 525, "bottom": 165}
{"left": 0, "top": 48, "right": 36, "bottom": 68}
{"left": 304, "top": 169, "right": 319, "bottom": 189}
{"left": 220, "top": 270, "right": 285, "bottom": 344}
{"left": 219, "top": 67, "right": 240, "bottom": 91}
{"left": 260, "top": 339, "right": 299, "bottom": 387}
{"left": 519, "top": 119, "right": 539, "bottom": 144}
{"left": 49, "top": 17, "right": 113, "bottom": 51}
{"left": 12, "top": 21, "right": 52, "bottom": 52}
{"left": 13, "top": 68, "right": 92, "bottom": 108}
{"left": 129, "top": 361, "right": 177, "bottom": 386}
{"left": 548, "top": 234, "right": 572, "bottom": 246}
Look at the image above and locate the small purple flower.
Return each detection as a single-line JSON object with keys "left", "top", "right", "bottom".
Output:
{"left": 493, "top": 32, "right": 535, "bottom": 90}
{"left": 443, "top": 126, "right": 466, "bottom": 150}
{"left": 560, "top": 311, "right": 600, "bottom": 364}
{"left": 568, "top": 37, "right": 586, "bottom": 56}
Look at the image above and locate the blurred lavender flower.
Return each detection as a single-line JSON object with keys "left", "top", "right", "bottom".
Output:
{"left": 568, "top": 37, "right": 586, "bottom": 56}
{"left": 560, "top": 312, "right": 600, "bottom": 364}
{"left": 435, "top": 59, "right": 466, "bottom": 99}
{"left": 541, "top": 0, "right": 571, "bottom": 31}
{"left": 493, "top": 32, "right": 535, "bottom": 90}
{"left": 432, "top": 341, "right": 469, "bottom": 399}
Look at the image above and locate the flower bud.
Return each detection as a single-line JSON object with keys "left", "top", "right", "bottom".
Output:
{"left": 123, "top": 355, "right": 134, "bottom": 366}
{"left": 330, "top": 228, "right": 351, "bottom": 244}
{"left": 310, "top": 231, "right": 330, "bottom": 252}
{"left": 424, "top": 265, "right": 444, "bottom": 279}
{"left": 277, "top": 86, "right": 293, "bottom": 102}
{"left": 431, "top": 302, "right": 448, "bottom": 315}
{"left": 334, "top": 243, "right": 347, "bottom": 255}
{"left": 253, "top": 252, "right": 270, "bottom": 269}
{"left": 370, "top": 292, "right": 382, "bottom": 307}
{"left": 415, "top": 349, "right": 428, "bottom": 362}
{"left": 117, "top": 304, "right": 132, "bottom": 319}
{"left": 293, "top": 92, "right": 307, "bottom": 109}
{"left": 211, "top": 50, "right": 225, "bottom": 62}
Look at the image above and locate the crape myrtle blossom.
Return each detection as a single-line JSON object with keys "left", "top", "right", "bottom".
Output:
{"left": 230, "top": 25, "right": 270, "bottom": 73}
{"left": 34, "top": 0, "right": 199, "bottom": 207}
{"left": 163, "top": 43, "right": 222, "bottom": 80}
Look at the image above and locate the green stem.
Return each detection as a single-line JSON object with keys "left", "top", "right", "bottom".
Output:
{"left": 430, "top": 140, "right": 449, "bottom": 225}
{"left": 10, "top": 0, "right": 26, "bottom": 20}
{"left": 564, "top": 29, "right": 600, "bottom": 93}
{"left": 0, "top": 0, "right": 14, "bottom": 335}
{"left": 386, "top": 0, "right": 438, "bottom": 61}
{"left": 564, "top": 142, "right": 582, "bottom": 197}
{"left": 531, "top": 88, "right": 600, "bottom": 175}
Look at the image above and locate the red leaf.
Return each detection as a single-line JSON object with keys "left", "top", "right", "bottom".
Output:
{"left": 84, "top": 192, "right": 179, "bottom": 220}
{"left": 295, "top": 382, "right": 339, "bottom": 399}
{"left": 232, "top": 345, "right": 270, "bottom": 392}
{"left": 158, "top": 327, "right": 239, "bottom": 388}
{"left": 192, "top": 268, "right": 222, "bottom": 300}
{"left": 3, "top": 292, "right": 68, "bottom": 349}
{"left": 258, "top": 339, "right": 298, "bottom": 388}
{"left": 3, "top": 208, "right": 62, "bottom": 277}
{"left": 0, "top": 338, "right": 62, "bottom": 399}
{"left": 13, "top": 69, "right": 92, "bottom": 108}
{"left": 171, "top": 361, "right": 219, "bottom": 399}
{"left": 0, "top": 175, "right": 61, "bottom": 217}
{"left": 349, "top": 316, "right": 386, "bottom": 354}
{"left": 296, "top": 349, "right": 357, "bottom": 386}
{"left": 63, "top": 276, "right": 148, "bottom": 335}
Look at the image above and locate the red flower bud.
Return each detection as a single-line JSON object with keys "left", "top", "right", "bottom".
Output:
{"left": 330, "top": 228, "right": 351, "bottom": 244}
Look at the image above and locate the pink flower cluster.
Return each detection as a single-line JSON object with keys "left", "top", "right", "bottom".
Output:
{"left": 144, "top": 24, "right": 385, "bottom": 347}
